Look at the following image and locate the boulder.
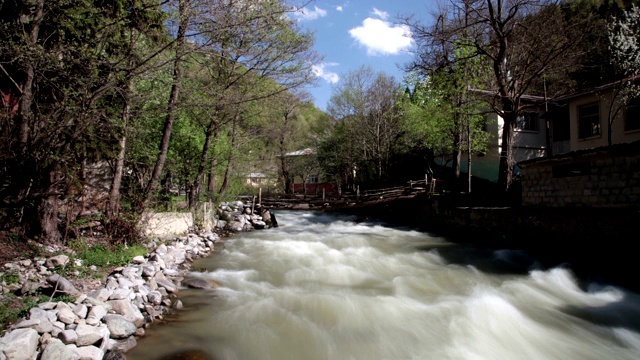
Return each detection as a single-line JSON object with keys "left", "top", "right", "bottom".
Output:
{"left": 41, "top": 338, "right": 76, "bottom": 360}
{"left": 102, "top": 314, "right": 136, "bottom": 339}
{"left": 107, "top": 300, "right": 145, "bottom": 327}
{"left": 45, "top": 255, "right": 69, "bottom": 269}
{"left": 75, "top": 324, "right": 104, "bottom": 347}
{"left": 76, "top": 345, "right": 104, "bottom": 360}
{"left": 46, "top": 274, "right": 79, "bottom": 295}
{"left": 0, "top": 328, "right": 40, "bottom": 360}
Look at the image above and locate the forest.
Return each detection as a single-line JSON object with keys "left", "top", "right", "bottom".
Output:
{"left": 1, "top": 0, "right": 638, "bottom": 244}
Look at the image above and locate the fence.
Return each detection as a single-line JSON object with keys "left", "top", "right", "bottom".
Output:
{"left": 240, "top": 175, "right": 442, "bottom": 209}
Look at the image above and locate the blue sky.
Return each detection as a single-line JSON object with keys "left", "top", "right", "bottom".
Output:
{"left": 292, "top": 1, "right": 436, "bottom": 111}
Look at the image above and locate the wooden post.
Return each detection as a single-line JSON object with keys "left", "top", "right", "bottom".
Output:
{"left": 251, "top": 195, "right": 256, "bottom": 215}
{"left": 322, "top": 188, "right": 325, "bottom": 202}
{"left": 357, "top": 185, "right": 360, "bottom": 201}
{"left": 258, "top": 187, "right": 262, "bottom": 206}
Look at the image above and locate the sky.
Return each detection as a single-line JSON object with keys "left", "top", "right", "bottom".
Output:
{"left": 291, "top": 0, "right": 437, "bottom": 112}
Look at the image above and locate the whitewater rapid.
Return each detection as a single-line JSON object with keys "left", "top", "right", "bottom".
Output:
{"left": 127, "top": 210, "right": 640, "bottom": 360}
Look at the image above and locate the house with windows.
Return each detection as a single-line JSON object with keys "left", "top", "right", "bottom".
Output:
{"left": 461, "top": 91, "right": 549, "bottom": 182}
{"left": 283, "top": 148, "right": 335, "bottom": 194}
{"left": 547, "top": 76, "right": 640, "bottom": 154}
{"left": 465, "top": 78, "right": 640, "bottom": 183}
{"left": 517, "top": 76, "right": 640, "bottom": 208}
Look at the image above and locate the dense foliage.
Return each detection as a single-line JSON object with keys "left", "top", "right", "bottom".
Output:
{"left": 1, "top": 0, "right": 637, "bottom": 243}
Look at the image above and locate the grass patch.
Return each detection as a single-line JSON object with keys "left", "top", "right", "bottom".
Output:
{"left": 0, "top": 291, "right": 76, "bottom": 334}
{"left": 0, "top": 272, "right": 19, "bottom": 285}
{"left": 78, "top": 244, "right": 147, "bottom": 268}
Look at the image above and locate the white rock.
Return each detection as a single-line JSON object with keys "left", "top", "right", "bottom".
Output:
{"left": 106, "top": 300, "right": 145, "bottom": 327}
{"left": 109, "top": 288, "right": 132, "bottom": 300}
{"left": 59, "top": 329, "right": 78, "bottom": 345}
{"left": 85, "top": 305, "right": 108, "bottom": 326}
{"left": 75, "top": 324, "right": 104, "bottom": 347}
{"left": 41, "top": 338, "right": 76, "bottom": 360}
{"left": 0, "top": 328, "right": 40, "bottom": 360}
{"left": 76, "top": 345, "right": 104, "bottom": 360}
{"left": 57, "top": 305, "right": 78, "bottom": 325}
{"left": 73, "top": 304, "right": 88, "bottom": 319}
{"left": 45, "top": 255, "right": 69, "bottom": 269}
{"left": 87, "top": 288, "right": 111, "bottom": 302}
{"left": 147, "top": 291, "right": 162, "bottom": 305}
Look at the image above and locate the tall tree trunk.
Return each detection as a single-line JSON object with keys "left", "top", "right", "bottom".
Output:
{"left": 107, "top": 29, "right": 137, "bottom": 220}
{"left": 498, "top": 109, "right": 516, "bottom": 192}
{"left": 17, "top": 0, "right": 43, "bottom": 157}
{"left": 218, "top": 119, "right": 237, "bottom": 198}
{"left": 142, "top": 0, "right": 190, "bottom": 211}
{"left": 26, "top": 166, "right": 61, "bottom": 242}
{"left": 207, "top": 123, "right": 221, "bottom": 199}
{"left": 278, "top": 135, "right": 291, "bottom": 194}
{"left": 189, "top": 116, "right": 218, "bottom": 210}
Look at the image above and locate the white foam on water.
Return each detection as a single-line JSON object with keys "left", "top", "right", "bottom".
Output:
{"left": 127, "top": 210, "right": 640, "bottom": 360}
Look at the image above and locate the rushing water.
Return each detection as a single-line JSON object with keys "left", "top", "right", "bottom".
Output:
{"left": 127, "top": 210, "right": 640, "bottom": 360}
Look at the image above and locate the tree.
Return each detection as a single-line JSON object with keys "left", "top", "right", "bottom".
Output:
{"left": 604, "top": 4, "right": 640, "bottom": 145}
{"left": 0, "top": 0, "right": 164, "bottom": 241}
{"left": 404, "top": 0, "right": 586, "bottom": 191}
{"left": 106, "top": 0, "right": 168, "bottom": 221}
{"left": 142, "top": 0, "right": 192, "bottom": 210}
{"left": 171, "top": 0, "right": 320, "bottom": 206}
{"left": 326, "top": 66, "right": 402, "bottom": 186}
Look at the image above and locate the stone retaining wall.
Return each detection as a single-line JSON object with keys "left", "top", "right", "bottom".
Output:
{"left": 519, "top": 140, "right": 640, "bottom": 208}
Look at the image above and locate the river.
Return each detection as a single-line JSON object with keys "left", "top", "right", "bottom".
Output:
{"left": 126, "top": 210, "right": 640, "bottom": 360}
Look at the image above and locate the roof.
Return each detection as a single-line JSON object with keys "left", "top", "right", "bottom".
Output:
{"left": 518, "top": 139, "right": 640, "bottom": 166}
{"left": 284, "top": 148, "right": 315, "bottom": 156}
{"left": 553, "top": 74, "right": 640, "bottom": 102}
{"left": 467, "top": 88, "right": 547, "bottom": 103}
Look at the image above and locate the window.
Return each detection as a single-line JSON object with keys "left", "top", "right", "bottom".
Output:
{"left": 516, "top": 112, "right": 539, "bottom": 131}
{"left": 625, "top": 97, "right": 640, "bottom": 132}
{"left": 308, "top": 175, "right": 318, "bottom": 184}
{"left": 578, "top": 103, "right": 600, "bottom": 139}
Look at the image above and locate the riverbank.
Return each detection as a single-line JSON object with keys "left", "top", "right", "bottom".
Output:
{"left": 0, "top": 200, "right": 277, "bottom": 359}
{"left": 324, "top": 192, "right": 640, "bottom": 292}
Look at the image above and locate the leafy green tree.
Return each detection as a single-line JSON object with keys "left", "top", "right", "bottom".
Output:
{"left": 404, "top": 0, "right": 587, "bottom": 192}
{"left": 326, "top": 66, "right": 402, "bottom": 186}
{"left": 0, "top": 0, "right": 163, "bottom": 241}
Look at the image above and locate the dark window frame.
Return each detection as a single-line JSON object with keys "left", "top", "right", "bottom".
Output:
{"left": 578, "top": 102, "right": 600, "bottom": 139}
{"left": 516, "top": 112, "right": 539, "bottom": 132}
{"left": 625, "top": 97, "right": 640, "bottom": 132}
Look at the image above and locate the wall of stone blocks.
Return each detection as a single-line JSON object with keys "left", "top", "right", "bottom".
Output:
{"left": 520, "top": 142, "right": 640, "bottom": 207}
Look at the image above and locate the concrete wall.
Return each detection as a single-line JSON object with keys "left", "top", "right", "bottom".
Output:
{"left": 520, "top": 141, "right": 640, "bottom": 208}
{"left": 138, "top": 212, "right": 194, "bottom": 238}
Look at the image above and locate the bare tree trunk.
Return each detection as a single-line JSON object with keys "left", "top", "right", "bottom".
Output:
{"left": 218, "top": 120, "right": 237, "bottom": 198}
{"left": 17, "top": 0, "right": 44, "bottom": 156}
{"left": 142, "top": 0, "right": 190, "bottom": 211}
{"left": 27, "top": 167, "right": 61, "bottom": 242}
{"left": 206, "top": 123, "right": 222, "bottom": 199}
{"left": 498, "top": 111, "right": 516, "bottom": 192}
{"left": 189, "top": 116, "right": 218, "bottom": 209}
{"left": 108, "top": 29, "right": 137, "bottom": 220}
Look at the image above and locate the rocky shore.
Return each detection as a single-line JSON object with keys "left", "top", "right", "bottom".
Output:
{"left": 0, "top": 200, "right": 276, "bottom": 360}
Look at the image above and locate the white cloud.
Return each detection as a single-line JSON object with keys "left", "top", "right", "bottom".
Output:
{"left": 295, "top": 6, "right": 327, "bottom": 21}
{"left": 312, "top": 63, "right": 340, "bottom": 84}
{"left": 372, "top": 8, "right": 389, "bottom": 20}
{"left": 349, "top": 18, "right": 413, "bottom": 56}
{"left": 336, "top": 6, "right": 343, "bottom": 11}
